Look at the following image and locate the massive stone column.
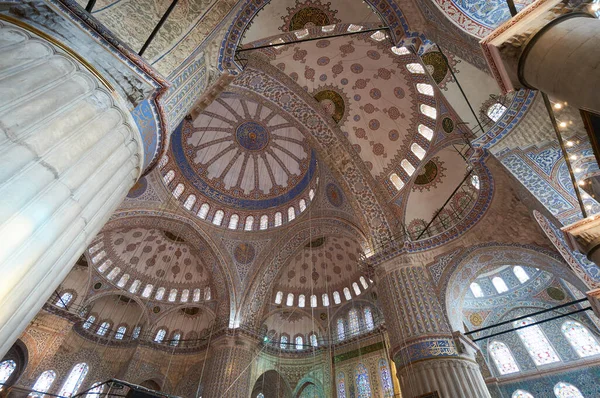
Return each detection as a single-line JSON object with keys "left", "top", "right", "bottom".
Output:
{"left": 377, "top": 258, "right": 490, "bottom": 398}
{"left": 481, "top": 0, "right": 600, "bottom": 113}
{"left": 0, "top": 19, "right": 143, "bottom": 356}
{"left": 201, "top": 334, "right": 256, "bottom": 398}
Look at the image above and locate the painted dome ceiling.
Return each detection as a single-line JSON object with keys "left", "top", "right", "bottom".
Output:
{"left": 161, "top": 91, "right": 318, "bottom": 230}
{"left": 87, "top": 227, "right": 215, "bottom": 302}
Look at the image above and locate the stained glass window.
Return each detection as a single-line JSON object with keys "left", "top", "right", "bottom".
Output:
{"left": 553, "top": 382, "right": 584, "bottom": 398}
{"left": 132, "top": 326, "right": 141, "bottom": 339}
{"left": 257, "top": 394, "right": 265, "bottom": 398}
{"left": 158, "top": 156, "right": 168, "bottom": 168}
{"left": 168, "top": 289, "right": 177, "bottom": 302}
{"left": 298, "top": 294, "right": 305, "bottom": 308}
{"left": 245, "top": 216, "right": 254, "bottom": 231}
{"left": 155, "top": 287, "right": 165, "bottom": 300}
{"left": 514, "top": 317, "right": 560, "bottom": 365}
{"left": 416, "top": 83, "right": 434, "bottom": 96}
{"left": 489, "top": 341, "right": 520, "bottom": 375}
{"left": 117, "top": 274, "right": 129, "bottom": 288}
{"left": 337, "top": 372, "right": 346, "bottom": 398}
{"left": 213, "top": 210, "right": 224, "bottom": 226}
{"left": 471, "top": 175, "right": 480, "bottom": 189}
{"left": 183, "top": 195, "right": 196, "bottom": 210}
{"left": 389, "top": 173, "right": 404, "bottom": 190}
{"left": 337, "top": 318, "right": 346, "bottom": 341}
{"left": 83, "top": 316, "right": 95, "bottom": 330}
{"left": 333, "top": 291, "right": 341, "bottom": 304}
{"left": 379, "top": 359, "right": 394, "bottom": 397}
{"left": 420, "top": 104, "right": 437, "bottom": 120}
{"left": 0, "top": 360, "right": 16, "bottom": 389}
{"left": 142, "top": 284, "right": 153, "bottom": 298}
{"left": 274, "top": 212, "right": 282, "bottom": 227}
{"left": 181, "top": 289, "right": 189, "bottom": 302}
{"left": 418, "top": 124, "right": 434, "bottom": 140}
{"left": 513, "top": 266, "right": 530, "bottom": 283}
{"left": 107, "top": 267, "right": 120, "bottom": 281}
{"left": 97, "top": 322, "right": 110, "bottom": 336}
{"left": 470, "top": 282, "right": 484, "bottom": 298}
{"left": 280, "top": 334, "right": 289, "bottom": 349}
{"left": 343, "top": 288, "right": 352, "bottom": 301}
{"left": 562, "top": 320, "right": 600, "bottom": 358}
{"left": 154, "top": 329, "right": 166, "bottom": 343}
{"left": 275, "top": 291, "right": 283, "bottom": 304}
{"left": 352, "top": 282, "right": 361, "bottom": 296}
{"left": 170, "top": 332, "right": 181, "bottom": 347}
{"left": 198, "top": 203, "right": 210, "bottom": 219}
{"left": 29, "top": 370, "right": 56, "bottom": 397}
{"left": 58, "top": 363, "right": 89, "bottom": 397}
{"left": 115, "top": 326, "right": 126, "bottom": 340}
{"left": 286, "top": 293, "right": 294, "bottom": 307}
{"left": 492, "top": 277, "right": 509, "bottom": 293}
{"left": 56, "top": 292, "right": 73, "bottom": 308}
{"left": 355, "top": 363, "right": 372, "bottom": 398}
{"left": 288, "top": 207, "right": 296, "bottom": 221}
{"left": 401, "top": 159, "right": 415, "bottom": 176}
{"left": 204, "top": 287, "right": 211, "bottom": 300}
{"left": 349, "top": 309, "right": 360, "bottom": 335}
{"left": 360, "top": 276, "right": 369, "bottom": 290}
{"left": 193, "top": 289, "right": 201, "bottom": 302}
{"left": 295, "top": 335, "right": 303, "bottom": 350}
{"left": 512, "top": 390, "right": 534, "bottom": 398}
{"left": 364, "top": 307, "right": 374, "bottom": 331}
{"left": 310, "top": 334, "right": 318, "bottom": 347}
{"left": 487, "top": 103, "right": 507, "bottom": 122}
{"left": 322, "top": 294, "right": 330, "bottom": 307}
{"left": 311, "top": 295, "right": 317, "bottom": 308}
{"left": 129, "top": 280, "right": 141, "bottom": 294}
{"left": 163, "top": 170, "right": 174, "bottom": 184}
{"left": 406, "top": 63, "right": 425, "bottom": 74}
{"left": 172, "top": 183, "right": 184, "bottom": 199}
{"left": 86, "top": 382, "right": 105, "bottom": 398}
{"left": 411, "top": 143, "right": 426, "bottom": 160}
{"left": 228, "top": 214, "right": 239, "bottom": 229}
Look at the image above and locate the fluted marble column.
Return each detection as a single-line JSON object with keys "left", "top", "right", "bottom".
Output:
{"left": 201, "top": 334, "right": 257, "bottom": 398}
{"left": 0, "top": 19, "right": 143, "bottom": 356}
{"left": 377, "top": 259, "right": 490, "bottom": 398}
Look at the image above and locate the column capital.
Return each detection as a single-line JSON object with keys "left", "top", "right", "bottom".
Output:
{"left": 562, "top": 214, "right": 600, "bottom": 260}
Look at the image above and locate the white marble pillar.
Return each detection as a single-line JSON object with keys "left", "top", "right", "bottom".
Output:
{"left": 0, "top": 19, "right": 143, "bottom": 356}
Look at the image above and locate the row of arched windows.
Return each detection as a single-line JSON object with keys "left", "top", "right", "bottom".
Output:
{"left": 470, "top": 266, "right": 530, "bottom": 298}
{"left": 512, "top": 382, "right": 584, "bottom": 398}
{"left": 278, "top": 332, "right": 319, "bottom": 350}
{"left": 337, "top": 307, "right": 375, "bottom": 341}
{"left": 490, "top": 319, "right": 600, "bottom": 376}
{"left": 82, "top": 316, "right": 141, "bottom": 341}
{"left": 337, "top": 360, "right": 394, "bottom": 398}
{"left": 274, "top": 277, "right": 370, "bottom": 307}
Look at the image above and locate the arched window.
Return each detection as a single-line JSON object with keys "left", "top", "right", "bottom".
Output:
{"left": 322, "top": 294, "right": 330, "bottom": 307}
{"left": 257, "top": 393, "right": 265, "bottom": 398}
{"left": 107, "top": 267, "right": 120, "bottom": 280}
{"left": 163, "top": 170, "right": 174, "bottom": 185}
{"left": 259, "top": 215, "right": 268, "bottom": 230}
{"left": 420, "top": 104, "right": 437, "bottom": 120}
{"left": 406, "top": 63, "right": 425, "bottom": 74}
{"left": 471, "top": 174, "right": 480, "bottom": 189}
{"left": 83, "top": 316, "right": 95, "bottom": 330}
{"left": 561, "top": 320, "right": 600, "bottom": 357}
{"left": 343, "top": 287, "right": 352, "bottom": 301}
{"left": 379, "top": 359, "right": 394, "bottom": 397}
{"left": 411, "top": 143, "right": 426, "bottom": 160}
{"left": 355, "top": 363, "right": 372, "bottom": 398}
{"left": 275, "top": 291, "right": 283, "bottom": 305}
{"left": 170, "top": 332, "right": 181, "bottom": 347}
{"left": 512, "top": 390, "right": 534, "bottom": 398}
{"left": 298, "top": 294, "right": 305, "bottom": 308}
{"left": 295, "top": 335, "right": 304, "bottom": 350}
{"left": 360, "top": 276, "right": 369, "bottom": 289}
{"left": 309, "top": 189, "right": 315, "bottom": 200}
{"left": 352, "top": 282, "right": 361, "bottom": 296}
{"left": 389, "top": 173, "right": 404, "bottom": 190}
{"left": 132, "top": 326, "right": 141, "bottom": 339}
{"left": 337, "top": 372, "right": 347, "bottom": 398}
{"left": 492, "top": 277, "right": 509, "bottom": 293}
{"left": 212, "top": 210, "right": 224, "bottom": 226}
{"left": 489, "top": 341, "right": 520, "bottom": 375}
{"left": 0, "top": 360, "right": 16, "bottom": 389}
{"left": 181, "top": 289, "right": 189, "bottom": 302}
{"left": 364, "top": 307, "right": 374, "bottom": 331}
{"left": 274, "top": 212, "right": 282, "bottom": 227}
{"left": 168, "top": 289, "right": 177, "bottom": 302}
{"left": 204, "top": 287, "right": 212, "bottom": 300}
{"left": 193, "top": 288, "right": 201, "bottom": 302}
{"left": 172, "top": 183, "right": 184, "bottom": 199}
{"left": 401, "top": 159, "right": 415, "bottom": 176}
{"left": 416, "top": 83, "right": 434, "bottom": 96}
{"left": 142, "top": 284, "right": 153, "bottom": 298}
{"left": 56, "top": 292, "right": 73, "bottom": 308}
{"left": 337, "top": 318, "right": 346, "bottom": 341}
{"left": 280, "top": 334, "right": 289, "bottom": 349}
{"left": 129, "top": 280, "right": 141, "bottom": 294}
{"left": 91, "top": 250, "right": 106, "bottom": 264}
{"left": 154, "top": 329, "right": 166, "bottom": 343}
{"left": 470, "top": 282, "right": 485, "bottom": 298}
{"left": 115, "top": 326, "right": 127, "bottom": 340}
{"left": 310, "top": 333, "right": 318, "bottom": 347}
{"left": 553, "top": 382, "right": 584, "bottom": 398}
{"left": 117, "top": 274, "right": 129, "bottom": 288}
{"left": 245, "top": 216, "right": 254, "bottom": 231}
{"left": 299, "top": 199, "right": 307, "bottom": 212}
{"left": 391, "top": 46, "right": 410, "bottom": 55}
{"left": 333, "top": 291, "right": 341, "bottom": 304}
{"left": 155, "top": 287, "right": 165, "bottom": 300}
{"left": 418, "top": 124, "right": 434, "bottom": 141}
{"left": 86, "top": 382, "right": 105, "bottom": 398}
{"left": 58, "top": 363, "right": 89, "bottom": 397}
{"left": 183, "top": 194, "right": 196, "bottom": 210}
{"left": 514, "top": 318, "right": 560, "bottom": 365}
{"left": 311, "top": 295, "right": 317, "bottom": 308}
{"left": 349, "top": 309, "right": 360, "bottom": 335}
{"left": 228, "top": 214, "right": 239, "bottom": 229}
{"left": 198, "top": 203, "right": 210, "bottom": 219}
{"left": 487, "top": 103, "right": 507, "bottom": 122}
{"left": 286, "top": 293, "right": 294, "bottom": 307}
{"left": 97, "top": 322, "right": 110, "bottom": 336}
{"left": 30, "top": 370, "right": 56, "bottom": 397}
{"left": 97, "top": 260, "right": 111, "bottom": 273}
{"left": 158, "top": 156, "right": 168, "bottom": 169}
{"left": 288, "top": 207, "right": 296, "bottom": 221}
{"left": 513, "top": 266, "right": 530, "bottom": 283}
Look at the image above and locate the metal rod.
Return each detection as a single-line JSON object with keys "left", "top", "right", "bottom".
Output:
{"left": 138, "top": 0, "right": 180, "bottom": 57}
{"left": 542, "top": 92, "right": 588, "bottom": 218}
{"left": 435, "top": 44, "right": 486, "bottom": 135}
{"left": 85, "top": 0, "right": 96, "bottom": 12}
{"left": 237, "top": 26, "right": 389, "bottom": 53}
{"left": 466, "top": 298, "right": 589, "bottom": 335}
{"left": 472, "top": 307, "right": 592, "bottom": 342}
{"left": 506, "top": 0, "right": 518, "bottom": 17}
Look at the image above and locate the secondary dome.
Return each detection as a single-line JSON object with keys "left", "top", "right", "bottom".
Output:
{"left": 160, "top": 91, "right": 318, "bottom": 231}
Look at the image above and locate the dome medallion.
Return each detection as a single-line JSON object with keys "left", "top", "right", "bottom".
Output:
{"left": 235, "top": 121, "right": 270, "bottom": 151}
